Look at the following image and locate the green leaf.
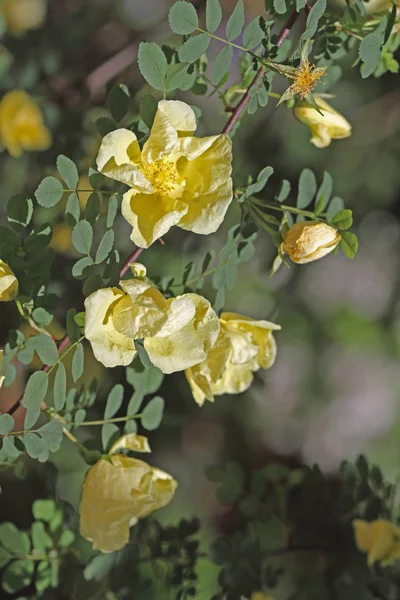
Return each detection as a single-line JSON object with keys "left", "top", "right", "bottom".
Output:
{"left": 297, "top": 168, "right": 317, "bottom": 209}
{"left": 32, "top": 308, "right": 53, "bottom": 327}
{"left": 0, "top": 414, "right": 14, "bottom": 435}
{"left": 38, "top": 420, "right": 64, "bottom": 452}
{"left": 22, "top": 371, "right": 48, "bottom": 410}
{"left": 35, "top": 176, "right": 64, "bottom": 208}
{"left": 206, "top": 0, "right": 222, "bottom": 33}
{"left": 178, "top": 33, "right": 210, "bottom": 63}
{"left": 56, "top": 155, "right": 79, "bottom": 190}
{"left": 296, "top": 0, "right": 307, "bottom": 9}
{"left": 359, "top": 17, "right": 387, "bottom": 78}
{"left": 72, "top": 220, "right": 93, "bottom": 255}
{"left": 95, "top": 230, "right": 114, "bottom": 264}
{"left": 169, "top": 1, "right": 198, "bottom": 34}
{"left": 0, "top": 522, "right": 31, "bottom": 553}
{"left": 166, "top": 63, "right": 196, "bottom": 92}
{"left": 108, "top": 84, "right": 130, "bottom": 123}
{"left": 141, "top": 396, "right": 164, "bottom": 430}
{"left": 331, "top": 209, "right": 353, "bottom": 230}
{"left": 276, "top": 179, "right": 291, "bottom": 202}
{"left": 243, "top": 17, "right": 264, "bottom": 49}
{"left": 85, "top": 192, "right": 101, "bottom": 224}
{"left": 126, "top": 364, "right": 164, "bottom": 403}
{"left": 32, "top": 499, "right": 56, "bottom": 522}
{"left": 246, "top": 166, "right": 274, "bottom": 196}
{"left": 96, "top": 117, "right": 116, "bottom": 137}
{"left": 72, "top": 343, "right": 84, "bottom": 382}
{"left": 59, "top": 530, "right": 75, "bottom": 548}
{"left": 3, "top": 435, "right": 21, "bottom": 458}
{"left": 0, "top": 227, "right": 20, "bottom": 256}
{"left": 105, "top": 384, "right": 124, "bottom": 419}
{"left": 24, "top": 408, "right": 41, "bottom": 430}
{"left": 35, "top": 334, "right": 59, "bottom": 366}
{"left": 24, "top": 432, "right": 45, "bottom": 459}
{"left": 72, "top": 256, "right": 94, "bottom": 278}
{"left": 138, "top": 42, "right": 168, "bottom": 92}
{"left": 7, "top": 195, "right": 33, "bottom": 231}
{"left": 106, "top": 194, "right": 119, "bottom": 228}
{"left": 340, "top": 231, "right": 358, "bottom": 258}
{"left": 134, "top": 340, "right": 152, "bottom": 369}
{"left": 211, "top": 45, "right": 233, "bottom": 85}
{"left": 66, "top": 309, "right": 81, "bottom": 344}
{"left": 139, "top": 94, "right": 158, "bottom": 129}
{"left": 54, "top": 363, "right": 66, "bottom": 411}
{"left": 226, "top": 0, "right": 244, "bottom": 41}
{"left": 102, "top": 423, "right": 119, "bottom": 452}
{"left": 316, "top": 171, "right": 333, "bottom": 211}
{"left": 0, "top": 547, "right": 11, "bottom": 568}
{"left": 273, "top": 0, "right": 287, "bottom": 15}
{"left": 31, "top": 522, "right": 53, "bottom": 553}
{"left": 2, "top": 560, "right": 34, "bottom": 594}
{"left": 326, "top": 196, "right": 345, "bottom": 221}
{"left": 304, "top": 0, "right": 327, "bottom": 40}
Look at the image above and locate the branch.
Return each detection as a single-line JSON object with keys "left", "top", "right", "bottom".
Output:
{"left": 222, "top": 9, "right": 299, "bottom": 136}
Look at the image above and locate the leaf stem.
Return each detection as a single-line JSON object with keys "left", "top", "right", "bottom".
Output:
{"left": 248, "top": 197, "right": 317, "bottom": 218}
{"left": 196, "top": 27, "right": 249, "bottom": 53}
{"left": 70, "top": 414, "right": 142, "bottom": 427}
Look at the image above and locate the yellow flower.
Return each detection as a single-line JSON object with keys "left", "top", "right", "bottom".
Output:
{"left": 144, "top": 293, "right": 220, "bottom": 374}
{"left": 80, "top": 434, "right": 177, "bottom": 553}
{"left": 85, "top": 280, "right": 220, "bottom": 373}
{"left": 0, "top": 90, "right": 51, "bottom": 158}
{"left": 251, "top": 593, "right": 274, "bottom": 600}
{"left": 0, "top": 260, "right": 18, "bottom": 301}
{"left": 282, "top": 221, "right": 340, "bottom": 264}
{"left": 186, "top": 312, "right": 280, "bottom": 406}
{"left": 2, "top": 0, "right": 47, "bottom": 36}
{"left": 294, "top": 95, "right": 352, "bottom": 148}
{"left": 353, "top": 519, "right": 400, "bottom": 566}
{"left": 96, "top": 100, "right": 233, "bottom": 248}
{"left": 0, "top": 350, "right": 4, "bottom": 388}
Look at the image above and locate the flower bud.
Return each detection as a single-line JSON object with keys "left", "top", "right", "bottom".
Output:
{"left": 2, "top": 0, "right": 47, "bottom": 36}
{"left": 0, "top": 259, "right": 18, "bottom": 301}
{"left": 294, "top": 95, "right": 351, "bottom": 148}
{"left": 282, "top": 221, "right": 340, "bottom": 264}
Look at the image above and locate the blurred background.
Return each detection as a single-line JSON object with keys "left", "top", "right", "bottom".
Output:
{"left": 0, "top": 0, "right": 399, "bottom": 597}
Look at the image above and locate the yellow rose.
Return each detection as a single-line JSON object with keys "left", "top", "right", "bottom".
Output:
{"left": 0, "top": 259, "right": 18, "bottom": 301}
{"left": 96, "top": 100, "right": 233, "bottom": 248}
{"left": 294, "top": 96, "right": 351, "bottom": 148}
{"left": 2, "top": 0, "right": 47, "bottom": 36}
{"left": 186, "top": 312, "right": 280, "bottom": 406}
{"left": 0, "top": 90, "right": 51, "bottom": 158}
{"left": 281, "top": 221, "right": 340, "bottom": 264}
{"left": 80, "top": 434, "right": 177, "bottom": 553}
{"left": 353, "top": 519, "right": 400, "bottom": 566}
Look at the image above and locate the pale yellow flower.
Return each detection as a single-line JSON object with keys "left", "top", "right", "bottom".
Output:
{"left": 2, "top": 0, "right": 47, "bottom": 36}
{"left": 0, "top": 259, "right": 18, "bottom": 301}
{"left": 186, "top": 313, "right": 280, "bottom": 406}
{"left": 144, "top": 293, "right": 220, "bottom": 374}
{"left": 294, "top": 96, "right": 352, "bottom": 148}
{"left": 0, "top": 350, "right": 4, "bottom": 388}
{"left": 353, "top": 519, "right": 400, "bottom": 566}
{"left": 0, "top": 90, "right": 51, "bottom": 158}
{"left": 282, "top": 221, "right": 340, "bottom": 264}
{"left": 96, "top": 100, "right": 233, "bottom": 248}
{"left": 80, "top": 434, "right": 177, "bottom": 553}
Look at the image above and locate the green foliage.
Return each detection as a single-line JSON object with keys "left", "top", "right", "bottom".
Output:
{"left": 141, "top": 396, "right": 164, "bottom": 431}
{"left": 107, "top": 84, "right": 131, "bottom": 123}
{"left": 35, "top": 176, "right": 65, "bottom": 208}
{"left": 226, "top": 0, "right": 245, "bottom": 42}
{"left": 359, "top": 16, "right": 388, "bottom": 78}
{"left": 138, "top": 42, "right": 168, "bottom": 91}
{"left": 206, "top": 0, "right": 222, "bottom": 33}
{"left": 57, "top": 155, "right": 79, "bottom": 190}
{"left": 169, "top": 1, "right": 199, "bottom": 35}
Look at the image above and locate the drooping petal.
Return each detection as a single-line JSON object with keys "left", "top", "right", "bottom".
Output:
{"left": 121, "top": 189, "right": 187, "bottom": 248}
{"left": 109, "top": 434, "right": 151, "bottom": 455}
{"left": 145, "top": 294, "right": 220, "bottom": 374}
{"left": 96, "top": 129, "right": 150, "bottom": 190}
{"left": 84, "top": 287, "right": 136, "bottom": 368}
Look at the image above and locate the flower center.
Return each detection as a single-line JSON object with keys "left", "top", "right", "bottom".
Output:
{"left": 292, "top": 60, "right": 327, "bottom": 99}
{"left": 142, "top": 157, "right": 178, "bottom": 195}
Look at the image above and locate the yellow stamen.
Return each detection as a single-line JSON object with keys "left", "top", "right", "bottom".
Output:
{"left": 142, "top": 157, "right": 178, "bottom": 195}
{"left": 291, "top": 60, "right": 327, "bottom": 99}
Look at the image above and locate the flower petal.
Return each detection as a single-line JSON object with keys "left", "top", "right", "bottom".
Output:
{"left": 96, "top": 129, "right": 150, "bottom": 190}
{"left": 0, "top": 260, "right": 18, "bottom": 301}
{"left": 110, "top": 434, "right": 151, "bottom": 455}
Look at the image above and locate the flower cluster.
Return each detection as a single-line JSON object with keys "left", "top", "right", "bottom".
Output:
{"left": 80, "top": 434, "right": 177, "bottom": 552}
{"left": 353, "top": 519, "right": 400, "bottom": 566}
{"left": 96, "top": 100, "right": 233, "bottom": 248}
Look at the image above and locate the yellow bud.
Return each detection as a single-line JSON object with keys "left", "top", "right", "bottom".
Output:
{"left": 0, "top": 259, "right": 18, "bottom": 301}
{"left": 353, "top": 519, "right": 400, "bottom": 566}
{"left": 282, "top": 221, "right": 340, "bottom": 264}
{"left": 2, "top": 0, "right": 47, "bottom": 36}
{"left": 294, "top": 95, "right": 351, "bottom": 148}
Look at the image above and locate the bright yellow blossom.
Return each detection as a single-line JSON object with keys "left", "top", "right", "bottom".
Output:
{"left": 353, "top": 519, "right": 400, "bottom": 566}
{"left": 186, "top": 313, "right": 280, "bottom": 406}
{"left": 0, "top": 260, "right": 18, "bottom": 301}
{"left": 282, "top": 221, "right": 340, "bottom": 264}
{"left": 2, "top": 0, "right": 47, "bottom": 36}
{"left": 96, "top": 100, "right": 233, "bottom": 248}
{"left": 294, "top": 95, "right": 352, "bottom": 148}
{"left": 80, "top": 434, "right": 177, "bottom": 553}
{"left": 0, "top": 90, "right": 51, "bottom": 158}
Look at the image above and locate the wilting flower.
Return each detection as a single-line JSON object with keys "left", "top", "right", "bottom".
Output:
{"left": 0, "top": 260, "right": 18, "bottom": 301}
{"left": 185, "top": 312, "right": 280, "bottom": 406}
{"left": 0, "top": 90, "right": 51, "bottom": 158}
{"left": 80, "top": 434, "right": 177, "bottom": 553}
{"left": 85, "top": 280, "right": 220, "bottom": 373}
{"left": 353, "top": 519, "right": 400, "bottom": 566}
{"left": 281, "top": 221, "right": 340, "bottom": 264}
{"left": 274, "top": 53, "right": 327, "bottom": 106}
{"left": 294, "top": 95, "right": 352, "bottom": 148}
{"left": 96, "top": 100, "right": 233, "bottom": 248}
{"left": 2, "top": 0, "right": 47, "bottom": 36}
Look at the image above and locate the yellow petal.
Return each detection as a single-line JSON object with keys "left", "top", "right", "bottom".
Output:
{"left": 294, "top": 95, "right": 351, "bottom": 149}
{"left": 112, "top": 279, "right": 168, "bottom": 339}
{"left": 84, "top": 287, "right": 136, "bottom": 368}
{"left": 0, "top": 259, "right": 18, "bottom": 301}
{"left": 212, "top": 361, "right": 256, "bottom": 396}
{"left": 96, "top": 129, "right": 149, "bottom": 190}
{"left": 142, "top": 100, "right": 196, "bottom": 164}
{"left": 80, "top": 455, "right": 177, "bottom": 553}
{"left": 109, "top": 434, "right": 151, "bottom": 455}
{"left": 121, "top": 189, "right": 187, "bottom": 248}
{"left": 145, "top": 293, "right": 220, "bottom": 374}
